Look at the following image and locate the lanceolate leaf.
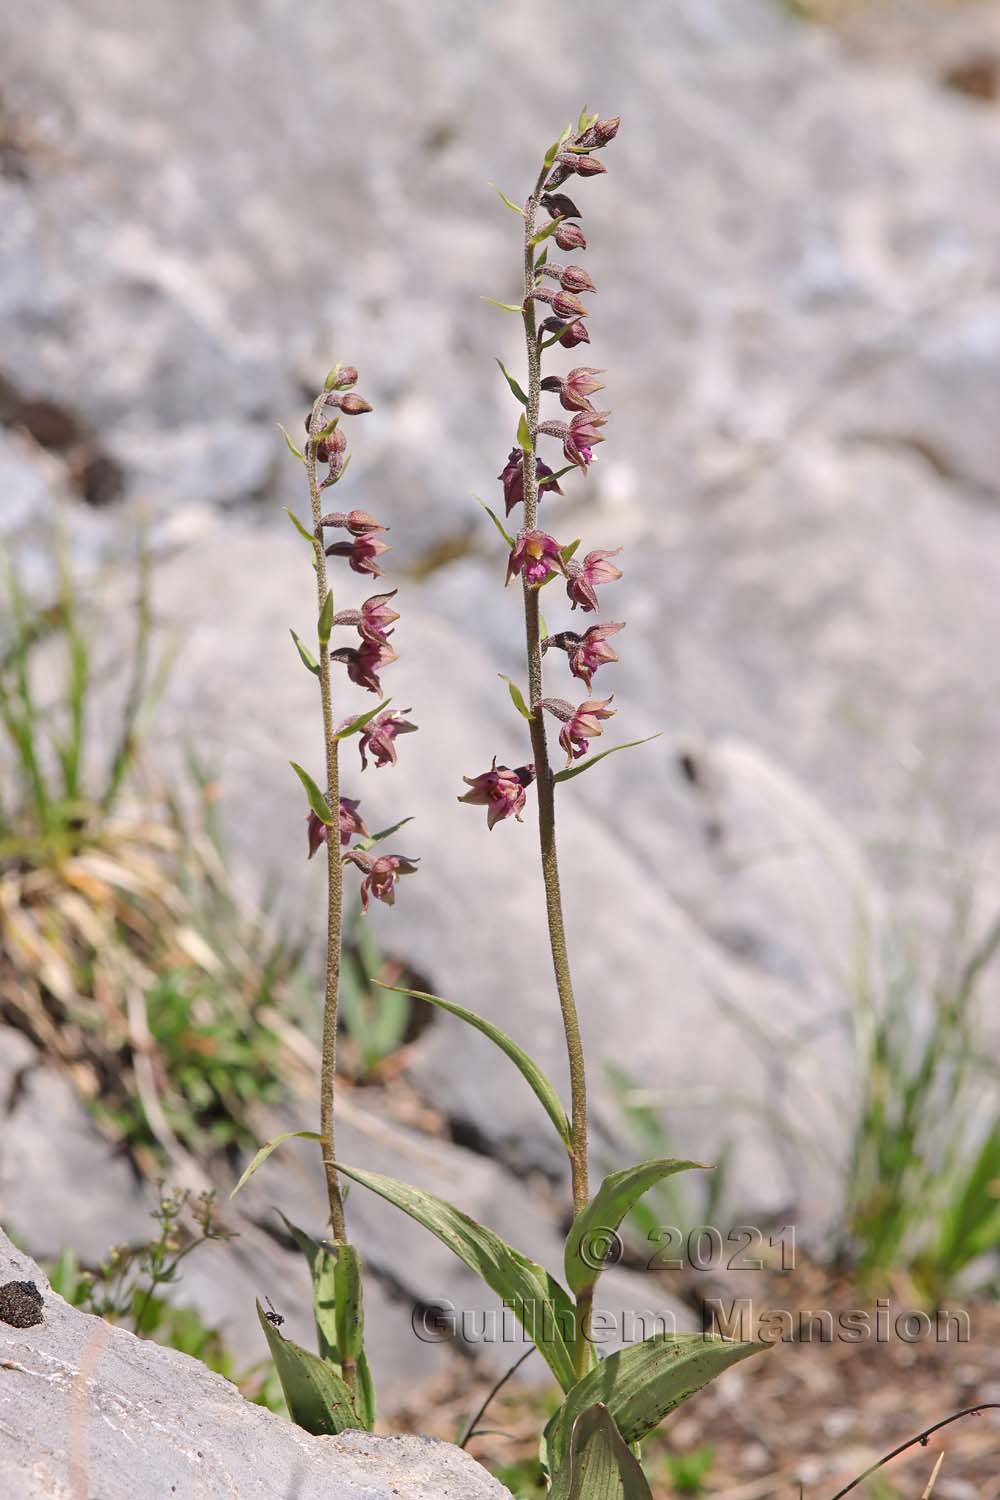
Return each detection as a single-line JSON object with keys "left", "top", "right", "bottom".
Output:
{"left": 545, "top": 1334, "right": 767, "bottom": 1472}
{"left": 289, "top": 761, "right": 335, "bottom": 823}
{"left": 540, "top": 463, "right": 576, "bottom": 489}
{"left": 500, "top": 674, "right": 535, "bottom": 722}
{"left": 554, "top": 736, "right": 662, "bottom": 784}
{"left": 289, "top": 629, "right": 320, "bottom": 676}
{"left": 561, "top": 539, "right": 582, "bottom": 564}
{"left": 334, "top": 1162, "right": 577, "bottom": 1390}
{"left": 277, "top": 423, "right": 306, "bottom": 463}
{"left": 516, "top": 410, "right": 533, "bottom": 456}
{"left": 334, "top": 1243, "right": 365, "bottom": 1363}
{"left": 284, "top": 506, "right": 318, "bottom": 544}
{"left": 490, "top": 183, "right": 527, "bottom": 217}
{"left": 375, "top": 983, "right": 572, "bottom": 1150}
{"left": 256, "top": 1301, "right": 358, "bottom": 1436}
{"left": 549, "top": 1405, "right": 654, "bottom": 1500}
{"left": 332, "top": 698, "right": 391, "bottom": 742}
{"left": 565, "top": 1159, "right": 704, "bottom": 1296}
{"left": 354, "top": 814, "right": 414, "bottom": 853}
{"left": 229, "top": 1130, "right": 322, "bottom": 1199}
{"left": 477, "top": 499, "right": 516, "bottom": 548}
{"left": 482, "top": 296, "right": 524, "bottom": 314}
{"left": 275, "top": 1211, "right": 339, "bottom": 1364}
{"left": 496, "top": 357, "right": 529, "bottom": 407}
{"left": 530, "top": 217, "right": 565, "bottom": 249}
{"left": 354, "top": 1347, "right": 377, "bottom": 1431}
{"left": 318, "top": 589, "right": 334, "bottom": 645}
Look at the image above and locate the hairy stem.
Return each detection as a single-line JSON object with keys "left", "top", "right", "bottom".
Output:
{"left": 520, "top": 165, "right": 591, "bottom": 1373}
{"left": 307, "top": 395, "right": 348, "bottom": 1253}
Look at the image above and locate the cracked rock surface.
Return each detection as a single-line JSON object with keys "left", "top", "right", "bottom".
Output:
{"left": 0, "top": 1230, "right": 514, "bottom": 1500}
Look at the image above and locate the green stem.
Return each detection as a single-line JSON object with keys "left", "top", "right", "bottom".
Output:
{"left": 519, "top": 163, "right": 592, "bottom": 1370}
{"left": 307, "top": 395, "right": 348, "bottom": 1255}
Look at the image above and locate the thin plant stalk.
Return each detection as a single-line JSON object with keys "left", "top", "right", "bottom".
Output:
{"left": 518, "top": 164, "right": 593, "bottom": 1372}
{"left": 306, "top": 394, "right": 348, "bottom": 1255}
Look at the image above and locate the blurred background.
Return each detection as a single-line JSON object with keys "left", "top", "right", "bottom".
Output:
{"left": 2, "top": 0, "right": 1000, "bottom": 1494}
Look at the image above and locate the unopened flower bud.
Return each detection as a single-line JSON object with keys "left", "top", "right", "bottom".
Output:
{"left": 541, "top": 192, "right": 582, "bottom": 221}
{"left": 317, "top": 509, "right": 388, "bottom": 536}
{"left": 574, "top": 117, "right": 620, "bottom": 149}
{"left": 458, "top": 759, "right": 535, "bottom": 829}
{"left": 324, "top": 364, "right": 359, "bottom": 391}
{"left": 554, "top": 222, "right": 588, "bottom": 252}
{"left": 551, "top": 289, "right": 588, "bottom": 321}
{"left": 325, "top": 392, "right": 373, "bottom": 416}
{"left": 558, "top": 319, "right": 590, "bottom": 348}
{"left": 556, "top": 150, "right": 607, "bottom": 179}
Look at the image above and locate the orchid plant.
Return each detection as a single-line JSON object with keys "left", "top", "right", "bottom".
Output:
{"left": 235, "top": 112, "right": 768, "bottom": 1495}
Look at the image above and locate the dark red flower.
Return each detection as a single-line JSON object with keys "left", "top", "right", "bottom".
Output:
{"left": 498, "top": 448, "right": 564, "bottom": 515}
{"left": 565, "top": 548, "right": 623, "bottom": 612}
{"left": 357, "top": 709, "right": 417, "bottom": 770}
{"left": 458, "top": 760, "right": 535, "bottom": 829}
{"left": 343, "top": 850, "right": 419, "bottom": 911}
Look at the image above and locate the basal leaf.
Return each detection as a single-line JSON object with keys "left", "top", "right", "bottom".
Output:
{"left": 256, "top": 1301, "right": 358, "bottom": 1436}
{"left": 334, "top": 1162, "right": 577, "bottom": 1390}
{"left": 354, "top": 1347, "right": 376, "bottom": 1431}
{"left": 500, "top": 673, "right": 534, "bottom": 722}
{"left": 490, "top": 182, "right": 527, "bottom": 217}
{"left": 554, "top": 736, "right": 662, "bottom": 785}
{"left": 545, "top": 1334, "right": 766, "bottom": 1472}
{"left": 334, "top": 1243, "right": 365, "bottom": 1363}
{"left": 375, "top": 983, "right": 571, "bottom": 1150}
{"left": 332, "top": 698, "right": 391, "bottom": 742}
{"left": 477, "top": 499, "right": 516, "bottom": 548}
{"left": 275, "top": 1211, "right": 339, "bottom": 1364}
{"left": 549, "top": 1405, "right": 653, "bottom": 1500}
{"left": 496, "top": 357, "right": 529, "bottom": 407}
{"left": 289, "top": 629, "right": 320, "bottom": 676}
{"left": 565, "top": 1159, "right": 704, "bottom": 1296}
{"left": 229, "top": 1130, "right": 322, "bottom": 1199}
{"left": 289, "top": 761, "right": 334, "bottom": 823}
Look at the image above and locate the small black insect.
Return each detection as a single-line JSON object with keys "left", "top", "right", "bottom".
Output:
{"left": 263, "top": 1295, "right": 284, "bottom": 1328}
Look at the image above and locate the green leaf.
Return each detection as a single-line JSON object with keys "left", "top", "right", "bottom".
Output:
{"left": 530, "top": 217, "right": 565, "bottom": 249}
{"left": 334, "top": 1162, "right": 577, "bottom": 1390}
{"left": 334, "top": 1243, "right": 365, "bottom": 1363}
{"left": 549, "top": 1405, "right": 654, "bottom": 1500}
{"left": 290, "top": 761, "right": 335, "bottom": 823}
{"left": 544, "top": 1334, "right": 767, "bottom": 1473}
{"left": 517, "top": 411, "right": 533, "bottom": 456}
{"left": 535, "top": 246, "right": 549, "bottom": 274}
{"left": 482, "top": 297, "right": 524, "bottom": 314}
{"left": 284, "top": 506, "right": 318, "bottom": 544}
{"left": 275, "top": 1211, "right": 340, "bottom": 1363}
{"left": 544, "top": 123, "right": 573, "bottom": 169}
{"left": 496, "top": 357, "right": 529, "bottom": 407}
{"left": 256, "top": 1301, "right": 358, "bottom": 1435}
{"left": 289, "top": 629, "right": 320, "bottom": 676}
{"left": 376, "top": 984, "right": 571, "bottom": 1150}
{"left": 561, "top": 538, "right": 582, "bottom": 564}
{"left": 490, "top": 182, "right": 527, "bottom": 217}
{"left": 540, "top": 463, "right": 576, "bottom": 489}
{"left": 277, "top": 423, "right": 306, "bottom": 463}
{"left": 577, "top": 103, "right": 593, "bottom": 135}
{"left": 565, "top": 1159, "right": 705, "bottom": 1296}
{"left": 229, "top": 1130, "right": 322, "bottom": 1199}
{"left": 318, "top": 589, "right": 334, "bottom": 645}
{"left": 354, "top": 814, "right": 414, "bottom": 853}
{"left": 476, "top": 498, "right": 516, "bottom": 548}
{"left": 500, "top": 674, "right": 534, "bottom": 722}
{"left": 332, "top": 698, "right": 391, "bottom": 742}
{"left": 354, "top": 1348, "right": 377, "bottom": 1431}
{"left": 554, "top": 736, "right": 662, "bottom": 785}
{"left": 323, "top": 362, "right": 343, "bottom": 391}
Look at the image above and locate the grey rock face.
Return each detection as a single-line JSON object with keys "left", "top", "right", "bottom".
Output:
{"left": 0, "top": 1230, "right": 514, "bottom": 1500}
